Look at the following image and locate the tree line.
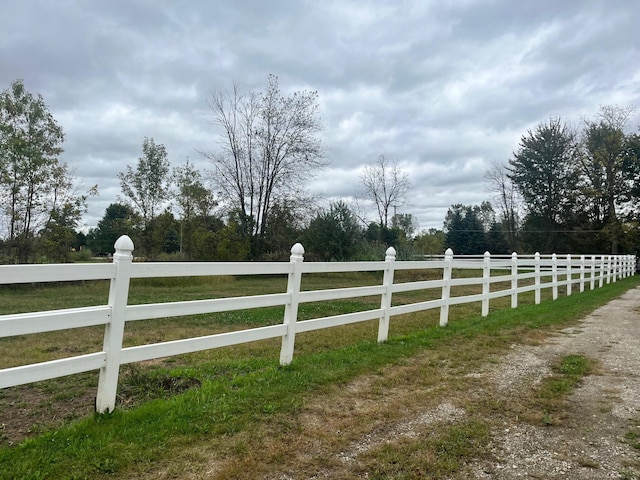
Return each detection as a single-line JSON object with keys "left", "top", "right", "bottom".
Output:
{"left": 1, "top": 76, "right": 638, "bottom": 264}
{"left": 445, "top": 106, "right": 640, "bottom": 255}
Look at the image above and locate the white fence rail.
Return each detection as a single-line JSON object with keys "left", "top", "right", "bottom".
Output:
{"left": 0, "top": 235, "right": 635, "bottom": 413}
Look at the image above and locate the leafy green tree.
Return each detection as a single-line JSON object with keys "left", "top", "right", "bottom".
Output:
{"left": 580, "top": 105, "right": 636, "bottom": 253}
{"left": 262, "top": 200, "right": 305, "bottom": 260}
{"left": 119, "top": 137, "right": 171, "bottom": 256}
{"left": 444, "top": 204, "right": 486, "bottom": 254}
{"left": 215, "top": 214, "right": 251, "bottom": 261}
{"left": 149, "top": 211, "right": 180, "bottom": 257}
{"left": 485, "top": 221, "right": 510, "bottom": 254}
{"left": 413, "top": 228, "right": 446, "bottom": 256}
{"left": 87, "top": 203, "right": 139, "bottom": 256}
{"left": 304, "top": 201, "right": 362, "bottom": 261}
{"left": 391, "top": 213, "right": 418, "bottom": 239}
{"left": 172, "top": 159, "right": 216, "bottom": 259}
{"left": 0, "top": 79, "right": 88, "bottom": 263}
{"left": 38, "top": 191, "right": 94, "bottom": 262}
{"left": 204, "top": 75, "right": 324, "bottom": 258}
{"left": 365, "top": 222, "right": 401, "bottom": 249}
{"left": 508, "top": 117, "right": 581, "bottom": 252}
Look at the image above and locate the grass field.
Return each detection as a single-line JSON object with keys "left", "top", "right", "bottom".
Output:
{"left": 0, "top": 270, "right": 637, "bottom": 479}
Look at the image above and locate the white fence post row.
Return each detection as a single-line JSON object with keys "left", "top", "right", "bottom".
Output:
{"left": 624, "top": 255, "right": 630, "bottom": 277}
{"left": 96, "top": 235, "right": 134, "bottom": 414}
{"left": 612, "top": 255, "right": 618, "bottom": 283}
{"left": 552, "top": 253, "right": 558, "bottom": 300}
{"left": 481, "top": 251, "right": 490, "bottom": 317}
{"left": 378, "top": 247, "right": 397, "bottom": 342}
{"left": 534, "top": 252, "right": 541, "bottom": 304}
{"left": 599, "top": 256, "right": 605, "bottom": 288}
{"left": 566, "top": 254, "right": 572, "bottom": 296}
{"left": 579, "top": 255, "right": 585, "bottom": 293}
{"left": 279, "top": 243, "right": 304, "bottom": 366}
{"left": 625, "top": 255, "right": 630, "bottom": 277}
{"left": 511, "top": 252, "right": 518, "bottom": 309}
{"left": 440, "top": 248, "right": 453, "bottom": 326}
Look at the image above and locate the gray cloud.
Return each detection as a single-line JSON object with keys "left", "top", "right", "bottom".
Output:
{"left": 1, "top": 0, "right": 639, "bottom": 232}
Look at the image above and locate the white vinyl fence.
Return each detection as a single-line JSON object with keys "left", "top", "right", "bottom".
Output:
{"left": 0, "top": 235, "right": 635, "bottom": 413}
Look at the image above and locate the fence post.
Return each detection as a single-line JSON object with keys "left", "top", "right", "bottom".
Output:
{"left": 481, "top": 251, "right": 490, "bottom": 317}
{"left": 566, "top": 254, "right": 572, "bottom": 296}
{"left": 440, "top": 248, "right": 453, "bottom": 327}
{"left": 280, "top": 243, "right": 304, "bottom": 365}
{"left": 599, "top": 256, "right": 605, "bottom": 288}
{"left": 511, "top": 252, "right": 518, "bottom": 309}
{"left": 552, "top": 253, "right": 558, "bottom": 300}
{"left": 606, "top": 255, "right": 612, "bottom": 284}
{"left": 534, "top": 252, "right": 541, "bottom": 304}
{"left": 96, "top": 235, "right": 134, "bottom": 414}
{"left": 378, "top": 247, "right": 396, "bottom": 342}
{"left": 612, "top": 255, "right": 618, "bottom": 282}
{"left": 591, "top": 256, "right": 597, "bottom": 290}
{"left": 579, "top": 255, "right": 585, "bottom": 293}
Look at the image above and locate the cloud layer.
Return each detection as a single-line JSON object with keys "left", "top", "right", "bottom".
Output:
{"left": 1, "top": 0, "right": 639, "bottom": 231}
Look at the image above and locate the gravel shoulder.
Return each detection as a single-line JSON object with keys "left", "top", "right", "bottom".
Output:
{"left": 464, "top": 285, "right": 640, "bottom": 479}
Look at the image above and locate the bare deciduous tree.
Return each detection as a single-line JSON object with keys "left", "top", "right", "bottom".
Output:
{"left": 485, "top": 160, "right": 520, "bottom": 252}
{"left": 203, "top": 74, "right": 324, "bottom": 258}
{"left": 359, "top": 155, "right": 411, "bottom": 228}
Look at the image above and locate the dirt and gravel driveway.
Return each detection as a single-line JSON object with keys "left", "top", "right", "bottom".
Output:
{"left": 463, "top": 285, "right": 640, "bottom": 478}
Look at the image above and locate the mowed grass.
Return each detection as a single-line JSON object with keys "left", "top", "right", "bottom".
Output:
{"left": 0, "top": 268, "right": 637, "bottom": 479}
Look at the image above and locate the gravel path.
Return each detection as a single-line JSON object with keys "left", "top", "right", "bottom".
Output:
{"left": 465, "top": 286, "right": 640, "bottom": 479}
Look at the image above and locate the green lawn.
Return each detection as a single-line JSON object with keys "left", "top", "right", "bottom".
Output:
{"left": 0, "top": 271, "right": 637, "bottom": 479}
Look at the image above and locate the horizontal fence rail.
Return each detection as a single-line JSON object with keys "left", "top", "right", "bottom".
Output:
{"left": 0, "top": 234, "right": 635, "bottom": 413}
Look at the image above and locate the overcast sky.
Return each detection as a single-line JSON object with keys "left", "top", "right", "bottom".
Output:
{"left": 2, "top": 0, "right": 639, "bottom": 232}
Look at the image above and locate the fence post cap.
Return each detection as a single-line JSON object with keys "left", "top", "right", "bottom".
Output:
{"left": 290, "top": 243, "right": 305, "bottom": 260}
{"left": 484, "top": 251, "right": 491, "bottom": 258}
{"left": 385, "top": 246, "right": 396, "bottom": 260}
{"left": 444, "top": 248, "right": 453, "bottom": 257}
{"left": 511, "top": 252, "right": 518, "bottom": 259}
{"left": 113, "top": 235, "right": 134, "bottom": 255}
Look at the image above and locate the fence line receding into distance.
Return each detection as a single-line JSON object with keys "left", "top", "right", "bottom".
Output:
{"left": 0, "top": 235, "right": 634, "bottom": 413}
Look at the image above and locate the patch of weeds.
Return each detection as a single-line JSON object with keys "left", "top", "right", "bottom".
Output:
{"left": 117, "top": 364, "right": 201, "bottom": 407}
{"left": 533, "top": 354, "right": 595, "bottom": 426}
{"left": 625, "top": 427, "right": 640, "bottom": 450}
{"left": 619, "top": 469, "right": 640, "bottom": 480}
{"left": 93, "top": 457, "right": 119, "bottom": 474}
{"left": 362, "top": 419, "right": 490, "bottom": 478}
{"left": 576, "top": 456, "right": 600, "bottom": 469}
